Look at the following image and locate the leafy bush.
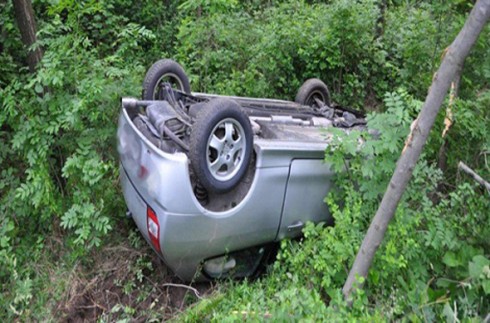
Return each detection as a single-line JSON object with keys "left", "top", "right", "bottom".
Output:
{"left": 443, "top": 91, "right": 490, "bottom": 179}
{"left": 177, "top": 0, "right": 386, "bottom": 107}
{"left": 0, "top": 1, "right": 155, "bottom": 318}
{"left": 176, "top": 0, "right": 488, "bottom": 108}
{"left": 383, "top": 1, "right": 490, "bottom": 99}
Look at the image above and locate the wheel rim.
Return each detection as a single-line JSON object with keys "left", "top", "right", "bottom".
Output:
{"left": 306, "top": 90, "right": 326, "bottom": 107}
{"left": 152, "top": 72, "right": 185, "bottom": 99}
{"left": 206, "top": 118, "right": 247, "bottom": 182}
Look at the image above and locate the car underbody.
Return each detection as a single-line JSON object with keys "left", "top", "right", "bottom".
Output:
{"left": 117, "top": 59, "right": 366, "bottom": 281}
{"left": 122, "top": 89, "right": 365, "bottom": 211}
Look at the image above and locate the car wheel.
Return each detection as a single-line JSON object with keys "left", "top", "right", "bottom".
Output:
{"left": 142, "top": 59, "right": 191, "bottom": 100}
{"left": 295, "top": 78, "right": 331, "bottom": 108}
{"left": 190, "top": 98, "right": 253, "bottom": 193}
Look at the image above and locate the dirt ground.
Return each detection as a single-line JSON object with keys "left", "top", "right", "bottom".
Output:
{"left": 51, "top": 228, "right": 213, "bottom": 322}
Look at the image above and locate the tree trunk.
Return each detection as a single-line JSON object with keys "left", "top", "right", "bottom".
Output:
{"left": 375, "top": 0, "right": 387, "bottom": 39}
{"left": 342, "top": 0, "right": 490, "bottom": 301}
{"left": 12, "top": 0, "right": 43, "bottom": 72}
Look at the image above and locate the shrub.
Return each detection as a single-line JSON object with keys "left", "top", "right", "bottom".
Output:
{"left": 0, "top": 1, "right": 154, "bottom": 318}
{"left": 176, "top": 0, "right": 385, "bottom": 107}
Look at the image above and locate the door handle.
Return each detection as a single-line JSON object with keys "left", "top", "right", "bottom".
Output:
{"left": 287, "top": 221, "right": 304, "bottom": 232}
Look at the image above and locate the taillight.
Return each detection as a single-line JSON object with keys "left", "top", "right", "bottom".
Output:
{"left": 147, "top": 206, "right": 161, "bottom": 252}
{"left": 138, "top": 165, "right": 148, "bottom": 179}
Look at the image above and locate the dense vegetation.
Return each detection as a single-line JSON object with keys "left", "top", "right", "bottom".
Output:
{"left": 0, "top": 0, "right": 488, "bottom": 321}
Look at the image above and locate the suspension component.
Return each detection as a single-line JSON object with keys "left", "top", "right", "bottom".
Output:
{"left": 194, "top": 182, "right": 209, "bottom": 206}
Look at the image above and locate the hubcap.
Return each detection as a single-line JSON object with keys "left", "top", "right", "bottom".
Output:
{"left": 206, "top": 118, "right": 246, "bottom": 182}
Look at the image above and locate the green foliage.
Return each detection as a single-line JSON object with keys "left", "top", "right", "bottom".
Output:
{"left": 0, "top": 0, "right": 155, "bottom": 319}
{"left": 177, "top": 0, "right": 385, "bottom": 107}
{"left": 2, "top": 10, "right": 144, "bottom": 247}
{"left": 323, "top": 90, "right": 489, "bottom": 319}
{"left": 176, "top": 0, "right": 489, "bottom": 106}
{"left": 383, "top": 3, "right": 449, "bottom": 95}
{"left": 327, "top": 89, "right": 422, "bottom": 201}
{"left": 0, "top": 2, "right": 24, "bottom": 86}
{"left": 444, "top": 92, "right": 489, "bottom": 179}
{"left": 385, "top": 1, "right": 490, "bottom": 98}
{"left": 179, "top": 0, "right": 238, "bottom": 14}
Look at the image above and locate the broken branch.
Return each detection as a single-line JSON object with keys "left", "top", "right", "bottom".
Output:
{"left": 458, "top": 161, "right": 490, "bottom": 192}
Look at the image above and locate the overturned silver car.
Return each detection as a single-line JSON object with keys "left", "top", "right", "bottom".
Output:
{"left": 117, "top": 59, "right": 365, "bottom": 281}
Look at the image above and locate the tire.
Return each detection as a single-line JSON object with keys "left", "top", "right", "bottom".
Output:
{"left": 188, "top": 102, "right": 208, "bottom": 118}
{"left": 142, "top": 59, "right": 191, "bottom": 100}
{"left": 295, "top": 78, "right": 331, "bottom": 108}
{"left": 189, "top": 98, "right": 253, "bottom": 193}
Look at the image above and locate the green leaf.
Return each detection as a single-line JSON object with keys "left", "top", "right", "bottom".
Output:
{"left": 442, "top": 251, "right": 461, "bottom": 268}
{"left": 442, "top": 303, "right": 457, "bottom": 323}
{"left": 34, "top": 83, "right": 43, "bottom": 94}
{"left": 482, "top": 280, "right": 490, "bottom": 295}
{"left": 468, "top": 255, "right": 489, "bottom": 279}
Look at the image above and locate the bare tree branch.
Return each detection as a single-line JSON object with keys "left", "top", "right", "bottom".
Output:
{"left": 458, "top": 161, "right": 490, "bottom": 192}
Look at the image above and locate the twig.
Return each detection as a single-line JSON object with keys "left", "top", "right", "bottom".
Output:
{"left": 142, "top": 275, "right": 166, "bottom": 298}
{"left": 160, "top": 283, "right": 202, "bottom": 299}
{"left": 88, "top": 295, "right": 109, "bottom": 312}
{"left": 67, "top": 276, "right": 98, "bottom": 305}
{"left": 458, "top": 161, "right": 490, "bottom": 192}
{"left": 418, "top": 297, "right": 451, "bottom": 309}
